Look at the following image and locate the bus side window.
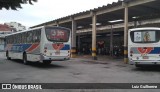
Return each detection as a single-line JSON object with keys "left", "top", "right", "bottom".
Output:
{"left": 27, "top": 32, "right": 29, "bottom": 43}
{"left": 24, "top": 32, "right": 27, "bottom": 43}
{"left": 17, "top": 34, "right": 20, "bottom": 44}
{"left": 8, "top": 36, "right": 10, "bottom": 44}
{"left": 11, "top": 36, "right": 13, "bottom": 44}
{"left": 33, "top": 30, "right": 37, "bottom": 43}
{"left": 36, "top": 30, "right": 41, "bottom": 43}
{"left": 9, "top": 36, "right": 11, "bottom": 44}
{"left": 6, "top": 37, "right": 8, "bottom": 44}
{"left": 27, "top": 31, "right": 33, "bottom": 43}
{"left": 33, "top": 29, "right": 41, "bottom": 43}
{"left": 37, "top": 30, "right": 41, "bottom": 42}
{"left": 14, "top": 35, "right": 17, "bottom": 44}
{"left": 18, "top": 33, "right": 22, "bottom": 44}
{"left": 21, "top": 33, "right": 24, "bottom": 43}
{"left": 22, "top": 33, "right": 25, "bottom": 43}
{"left": 20, "top": 33, "right": 22, "bottom": 44}
{"left": 17, "top": 34, "right": 19, "bottom": 44}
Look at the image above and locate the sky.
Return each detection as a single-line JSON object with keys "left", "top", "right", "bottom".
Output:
{"left": 0, "top": 0, "right": 118, "bottom": 28}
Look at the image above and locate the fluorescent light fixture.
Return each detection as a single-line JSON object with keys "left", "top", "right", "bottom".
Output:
{"left": 106, "top": 33, "right": 120, "bottom": 36}
{"left": 90, "top": 23, "right": 102, "bottom": 26}
{"left": 132, "top": 17, "right": 136, "bottom": 19}
{"left": 96, "top": 23, "right": 101, "bottom": 26}
{"left": 77, "top": 26, "right": 83, "bottom": 29}
{"left": 108, "top": 19, "right": 123, "bottom": 23}
{"left": 96, "top": 35, "right": 102, "bottom": 37}
{"left": 132, "top": 16, "right": 139, "bottom": 19}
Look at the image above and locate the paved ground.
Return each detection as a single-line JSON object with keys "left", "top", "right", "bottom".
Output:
{"left": 0, "top": 52, "right": 160, "bottom": 92}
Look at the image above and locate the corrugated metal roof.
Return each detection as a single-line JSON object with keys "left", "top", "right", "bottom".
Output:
{"left": 30, "top": 0, "right": 124, "bottom": 28}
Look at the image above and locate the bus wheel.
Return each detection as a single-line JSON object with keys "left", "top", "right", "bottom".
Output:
{"left": 6, "top": 51, "right": 11, "bottom": 60}
{"left": 23, "top": 54, "right": 28, "bottom": 65}
{"left": 43, "top": 60, "right": 51, "bottom": 65}
{"left": 135, "top": 64, "right": 142, "bottom": 68}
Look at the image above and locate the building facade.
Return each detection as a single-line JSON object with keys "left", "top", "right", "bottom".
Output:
{"left": 5, "top": 22, "right": 26, "bottom": 32}
{"left": 0, "top": 24, "right": 12, "bottom": 51}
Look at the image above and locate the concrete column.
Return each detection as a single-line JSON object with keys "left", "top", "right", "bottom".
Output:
{"left": 92, "top": 11, "right": 97, "bottom": 60}
{"left": 77, "top": 35, "right": 81, "bottom": 55}
{"left": 123, "top": 3, "right": 128, "bottom": 64}
{"left": 56, "top": 21, "right": 59, "bottom": 27}
{"left": 71, "top": 17, "right": 77, "bottom": 58}
{"left": 110, "top": 24, "right": 113, "bottom": 56}
{"left": 134, "top": 20, "right": 137, "bottom": 28}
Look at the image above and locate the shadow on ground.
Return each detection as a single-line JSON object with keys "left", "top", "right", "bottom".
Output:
{"left": 10, "top": 59, "right": 67, "bottom": 69}
{"left": 132, "top": 65, "right": 160, "bottom": 72}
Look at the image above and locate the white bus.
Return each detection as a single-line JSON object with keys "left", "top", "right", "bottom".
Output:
{"left": 5, "top": 26, "right": 71, "bottom": 65}
{"left": 128, "top": 27, "right": 160, "bottom": 67}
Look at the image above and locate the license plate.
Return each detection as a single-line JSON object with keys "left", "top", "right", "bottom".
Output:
{"left": 143, "top": 56, "right": 149, "bottom": 59}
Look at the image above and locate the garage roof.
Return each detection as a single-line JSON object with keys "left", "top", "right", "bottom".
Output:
{"left": 31, "top": 0, "right": 160, "bottom": 30}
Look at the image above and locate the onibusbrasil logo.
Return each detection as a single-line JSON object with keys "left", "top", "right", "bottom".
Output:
{"left": 1, "top": 84, "right": 42, "bottom": 89}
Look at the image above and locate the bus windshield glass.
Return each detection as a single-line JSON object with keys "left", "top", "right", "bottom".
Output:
{"left": 130, "top": 30, "right": 160, "bottom": 43}
{"left": 45, "top": 27, "right": 70, "bottom": 42}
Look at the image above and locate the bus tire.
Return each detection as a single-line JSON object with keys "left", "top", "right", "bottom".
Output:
{"left": 135, "top": 64, "right": 142, "bottom": 68}
{"left": 6, "top": 51, "right": 11, "bottom": 60}
{"left": 23, "top": 53, "right": 28, "bottom": 65}
{"left": 43, "top": 60, "right": 51, "bottom": 65}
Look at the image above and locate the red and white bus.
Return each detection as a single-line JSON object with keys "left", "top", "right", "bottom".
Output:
{"left": 128, "top": 27, "right": 160, "bottom": 67}
{"left": 5, "top": 26, "right": 71, "bottom": 65}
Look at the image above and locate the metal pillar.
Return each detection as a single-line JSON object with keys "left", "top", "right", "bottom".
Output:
{"left": 110, "top": 24, "right": 113, "bottom": 56}
{"left": 71, "top": 17, "right": 77, "bottom": 58}
{"left": 92, "top": 11, "right": 97, "bottom": 60}
{"left": 123, "top": 3, "right": 128, "bottom": 64}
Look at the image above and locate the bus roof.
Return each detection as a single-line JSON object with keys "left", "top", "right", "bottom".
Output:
{"left": 4, "top": 26, "right": 71, "bottom": 37}
{"left": 4, "top": 26, "right": 45, "bottom": 37}
{"left": 0, "top": 35, "right": 5, "bottom": 38}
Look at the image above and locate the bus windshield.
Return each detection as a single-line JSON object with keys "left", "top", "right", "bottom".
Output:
{"left": 45, "top": 27, "right": 70, "bottom": 42}
{"left": 130, "top": 30, "right": 160, "bottom": 43}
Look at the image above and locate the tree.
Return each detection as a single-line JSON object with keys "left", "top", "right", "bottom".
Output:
{"left": 0, "top": 0, "right": 37, "bottom": 10}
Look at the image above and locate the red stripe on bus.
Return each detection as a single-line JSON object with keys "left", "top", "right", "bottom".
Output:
{"left": 26, "top": 44, "right": 39, "bottom": 52}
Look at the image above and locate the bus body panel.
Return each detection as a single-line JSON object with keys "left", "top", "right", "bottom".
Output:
{"left": 129, "top": 45, "right": 160, "bottom": 64}
{"left": 5, "top": 43, "right": 41, "bottom": 61}
{"left": 128, "top": 27, "right": 160, "bottom": 65}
